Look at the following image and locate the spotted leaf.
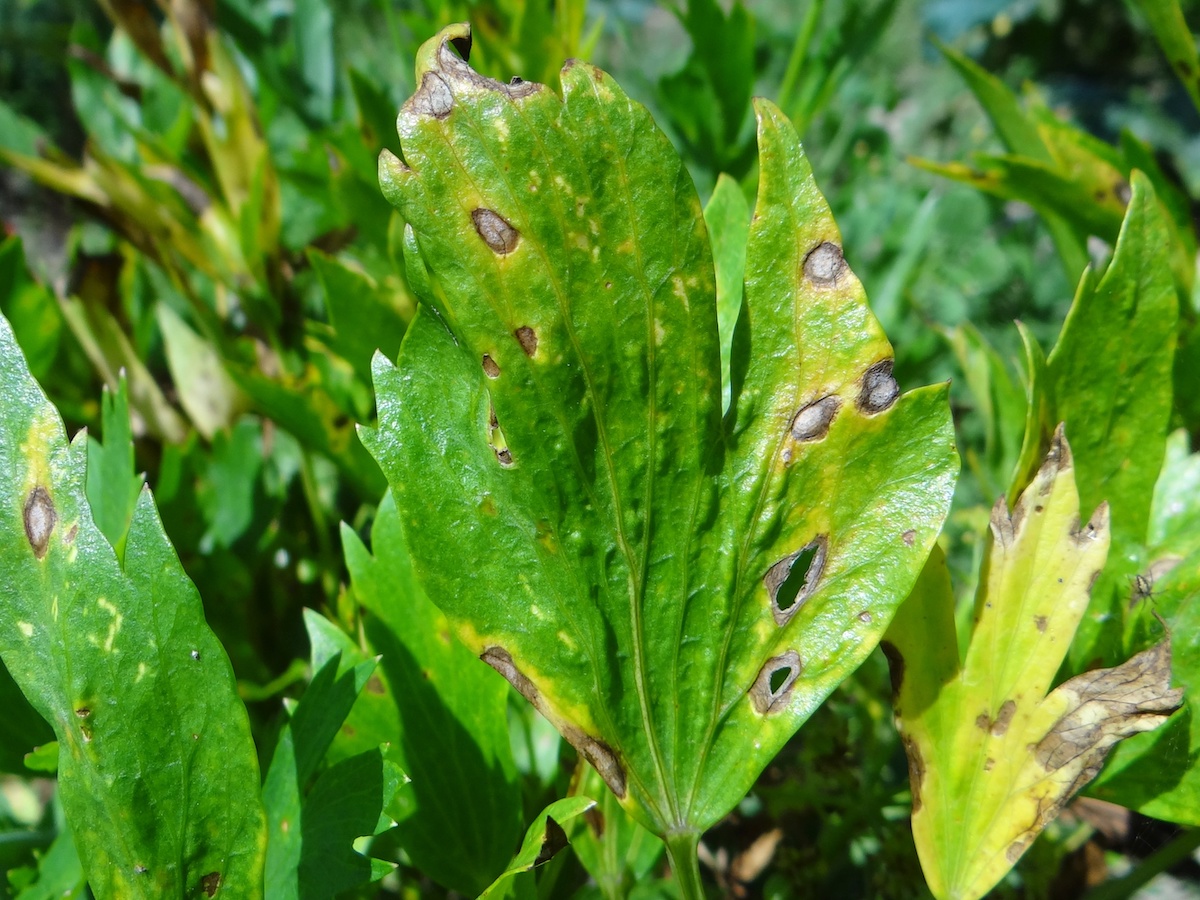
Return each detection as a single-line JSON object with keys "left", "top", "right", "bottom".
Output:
{"left": 0, "top": 314, "right": 267, "bottom": 898}
{"left": 885, "top": 429, "right": 1182, "bottom": 900}
{"left": 364, "top": 24, "right": 958, "bottom": 869}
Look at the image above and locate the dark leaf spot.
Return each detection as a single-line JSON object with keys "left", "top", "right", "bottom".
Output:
{"left": 367, "top": 676, "right": 386, "bottom": 695}
{"left": 902, "top": 530, "right": 916, "bottom": 546}
{"left": 482, "top": 354, "right": 501, "bottom": 378}
{"left": 75, "top": 707, "right": 91, "bottom": 718}
{"left": 1114, "top": 181, "right": 1131, "bottom": 204}
{"left": 495, "top": 448, "right": 514, "bottom": 467}
{"left": 411, "top": 71, "right": 454, "bottom": 118}
{"left": 763, "top": 536, "right": 828, "bottom": 626}
{"left": 991, "top": 700, "right": 1017, "bottom": 736}
{"left": 902, "top": 735, "right": 925, "bottom": 812}
{"left": 856, "top": 360, "right": 899, "bottom": 414}
{"left": 750, "top": 650, "right": 801, "bottom": 714}
{"left": 983, "top": 757, "right": 995, "bottom": 771}
{"left": 201, "top": 872, "right": 221, "bottom": 897}
{"left": 858, "top": 611, "right": 872, "bottom": 624}
{"left": 803, "top": 241, "right": 847, "bottom": 286}
{"left": 135, "top": 865, "right": 148, "bottom": 874}
{"left": 481, "top": 646, "right": 626, "bottom": 797}
{"left": 790, "top": 395, "right": 841, "bottom": 442}
{"left": 24, "top": 486, "right": 56, "bottom": 559}
{"left": 584, "top": 805, "right": 605, "bottom": 838}
{"left": 471, "top": 208, "right": 520, "bottom": 254}
{"left": 514, "top": 325, "right": 538, "bottom": 356}
{"left": 1035, "top": 615, "right": 1048, "bottom": 632}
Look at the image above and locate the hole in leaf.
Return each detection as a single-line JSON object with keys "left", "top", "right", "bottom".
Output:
{"left": 763, "top": 536, "right": 828, "bottom": 626}
{"left": 750, "top": 650, "right": 802, "bottom": 714}
{"left": 769, "top": 667, "right": 790, "bottom": 693}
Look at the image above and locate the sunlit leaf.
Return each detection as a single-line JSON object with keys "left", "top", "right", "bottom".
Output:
{"left": 364, "top": 25, "right": 957, "bottom": 878}
{"left": 0, "top": 313, "right": 266, "bottom": 897}
{"left": 886, "top": 430, "right": 1182, "bottom": 900}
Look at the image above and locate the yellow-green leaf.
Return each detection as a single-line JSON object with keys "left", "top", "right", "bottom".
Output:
{"left": 885, "top": 428, "right": 1182, "bottom": 900}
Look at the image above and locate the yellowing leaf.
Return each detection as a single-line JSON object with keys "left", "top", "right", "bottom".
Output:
{"left": 885, "top": 427, "right": 1183, "bottom": 900}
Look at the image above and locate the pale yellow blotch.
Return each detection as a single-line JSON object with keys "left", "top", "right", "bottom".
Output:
{"left": 51, "top": 597, "right": 58, "bottom": 621}
{"left": 556, "top": 630, "right": 577, "bottom": 651}
{"left": 493, "top": 117, "right": 509, "bottom": 139}
{"left": 672, "top": 275, "right": 690, "bottom": 311}
{"left": 97, "top": 597, "right": 123, "bottom": 653}
{"left": 617, "top": 238, "right": 634, "bottom": 254}
{"left": 531, "top": 605, "right": 543, "bottom": 619}
{"left": 17, "top": 622, "right": 33, "bottom": 638}
{"left": 654, "top": 320, "right": 666, "bottom": 346}
{"left": 135, "top": 662, "right": 148, "bottom": 683}
{"left": 573, "top": 233, "right": 590, "bottom": 251}
{"left": 19, "top": 409, "right": 59, "bottom": 495}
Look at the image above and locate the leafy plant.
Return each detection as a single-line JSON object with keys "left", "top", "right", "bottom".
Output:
{"left": 367, "top": 22, "right": 958, "bottom": 888}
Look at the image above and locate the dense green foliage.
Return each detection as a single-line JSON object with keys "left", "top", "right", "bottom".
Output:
{"left": 1, "top": 1, "right": 1199, "bottom": 897}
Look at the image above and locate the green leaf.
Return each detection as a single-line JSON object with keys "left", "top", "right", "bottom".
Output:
{"left": 703, "top": 173, "right": 750, "bottom": 413}
{"left": 478, "top": 796, "right": 597, "bottom": 899}
{"left": 0, "top": 654, "right": 53, "bottom": 776}
{"left": 84, "top": 375, "right": 143, "bottom": 556}
{"left": 341, "top": 491, "right": 522, "bottom": 895}
{"left": 1046, "top": 174, "right": 1177, "bottom": 668}
{"left": 262, "top": 642, "right": 401, "bottom": 899}
{"left": 0, "top": 314, "right": 267, "bottom": 897}
{"left": 1087, "top": 431, "right": 1200, "bottom": 823}
{"left": 14, "top": 822, "right": 85, "bottom": 900}
{"left": 366, "top": 24, "right": 957, "bottom": 865}
{"left": 885, "top": 431, "right": 1182, "bottom": 900}
{"left": 1133, "top": 0, "right": 1200, "bottom": 115}
{"left": 944, "top": 324, "right": 1026, "bottom": 502}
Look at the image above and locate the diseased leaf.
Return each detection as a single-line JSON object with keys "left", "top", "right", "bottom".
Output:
{"left": 886, "top": 429, "right": 1183, "bottom": 900}
{"left": 340, "top": 491, "right": 523, "bottom": 895}
{"left": 365, "top": 24, "right": 957, "bottom": 869}
{"left": 0, "top": 313, "right": 266, "bottom": 897}
{"left": 478, "top": 796, "right": 597, "bottom": 899}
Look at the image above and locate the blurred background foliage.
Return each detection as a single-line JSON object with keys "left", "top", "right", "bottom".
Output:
{"left": 1, "top": 0, "right": 1199, "bottom": 896}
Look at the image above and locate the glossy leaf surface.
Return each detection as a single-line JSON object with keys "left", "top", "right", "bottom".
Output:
{"left": 0, "top": 314, "right": 266, "bottom": 897}
{"left": 886, "top": 432, "right": 1182, "bottom": 900}
{"left": 366, "top": 24, "right": 957, "bottom": 842}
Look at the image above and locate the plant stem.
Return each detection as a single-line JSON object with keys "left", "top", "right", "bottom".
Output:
{"left": 664, "top": 831, "right": 705, "bottom": 900}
